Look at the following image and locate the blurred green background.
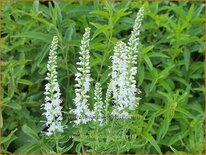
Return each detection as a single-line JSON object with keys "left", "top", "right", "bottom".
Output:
{"left": 1, "top": 1, "right": 205, "bottom": 154}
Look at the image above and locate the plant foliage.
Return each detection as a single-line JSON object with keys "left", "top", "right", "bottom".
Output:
{"left": 1, "top": 1, "right": 205, "bottom": 154}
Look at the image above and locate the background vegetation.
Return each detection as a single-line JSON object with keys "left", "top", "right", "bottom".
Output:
{"left": 1, "top": 0, "right": 205, "bottom": 154}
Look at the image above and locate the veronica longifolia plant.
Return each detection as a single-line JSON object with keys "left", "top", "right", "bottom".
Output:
{"left": 42, "top": 36, "right": 64, "bottom": 136}
{"left": 110, "top": 7, "right": 144, "bottom": 119}
{"left": 73, "top": 7, "right": 144, "bottom": 124}
{"left": 73, "top": 27, "right": 94, "bottom": 125}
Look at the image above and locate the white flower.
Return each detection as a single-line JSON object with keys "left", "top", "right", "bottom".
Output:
{"left": 42, "top": 36, "right": 64, "bottom": 136}
{"left": 73, "top": 27, "right": 94, "bottom": 125}
{"left": 110, "top": 7, "right": 144, "bottom": 119}
{"left": 93, "top": 82, "right": 104, "bottom": 125}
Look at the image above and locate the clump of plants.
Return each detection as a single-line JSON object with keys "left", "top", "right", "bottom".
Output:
{"left": 1, "top": 1, "right": 205, "bottom": 154}
{"left": 40, "top": 7, "right": 151, "bottom": 154}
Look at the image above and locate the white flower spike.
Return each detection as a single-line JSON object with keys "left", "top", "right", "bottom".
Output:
{"left": 110, "top": 7, "right": 144, "bottom": 119}
{"left": 126, "top": 7, "right": 144, "bottom": 109}
{"left": 42, "top": 36, "right": 64, "bottom": 136}
{"left": 73, "top": 27, "right": 94, "bottom": 125}
{"left": 110, "top": 41, "right": 131, "bottom": 119}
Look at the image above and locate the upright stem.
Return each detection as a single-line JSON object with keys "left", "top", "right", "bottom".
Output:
{"left": 80, "top": 125, "right": 85, "bottom": 154}
{"left": 97, "top": 3, "right": 113, "bottom": 81}
{"left": 94, "top": 121, "right": 99, "bottom": 153}
{"left": 54, "top": 131, "right": 59, "bottom": 154}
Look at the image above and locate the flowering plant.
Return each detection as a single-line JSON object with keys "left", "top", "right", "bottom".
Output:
{"left": 42, "top": 36, "right": 64, "bottom": 136}
{"left": 70, "top": 7, "right": 145, "bottom": 154}
{"left": 2, "top": 1, "right": 204, "bottom": 154}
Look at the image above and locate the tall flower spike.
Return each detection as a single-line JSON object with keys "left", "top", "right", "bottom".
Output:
{"left": 73, "top": 27, "right": 94, "bottom": 125}
{"left": 42, "top": 36, "right": 64, "bottom": 136}
{"left": 128, "top": 7, "right": 144, "bottom": 52}
{"left": 110, "top": 7, "right": 144, "bottom": 119}
{"left": 93, "top": 82, "right": 104, "bottom": 125}
{"left": 110, "top": 41, "right": 131, "bottom": 119}
{"left": 126, "top": 7, "right": 144, "bottom": 110}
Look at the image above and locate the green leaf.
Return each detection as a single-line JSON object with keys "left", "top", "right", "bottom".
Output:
{"left": 167, "top": 130, "right": 189, "bottom": 146}
{"left": 157, "top": 117, "right": 171, "bottom": 141}
{"left": 159, "top": 79, "right": 172, "bottom": 93}
{"left": 91, "top": 25, "right": 111, "bottom": 40}
{"left": 159, "top": 65, "right": 175, "bottom": 79}
{"left": 75, "top": 143, "right": 83, "bottom": 154}
{"left": 1, "top": 128, "right": 17, "bottom": 144}
{"left": 1, "top": 128, "right": 18, "bottom": 150}
{"left": 142, "top": 45, "right": 154, "bottom": 54}
{"left": 32, "top": 16, "right": 54, "bottom": 27}
{"left": 100, "top": 69, "right": 110, "bottom": 85}
{"left": 8, "top": 76, "right": 15, "bottom": 98}
{"left": 90, "top": 10, "right": 109, "bottom": 19}
{"left": 183, "top": 49, "right": 190, "bottom": 71}
{"left": 52, "top": 3, "right": 58, "bottom": 26}
{"left": 61, "top": 141, "right": 74, "bottom": 153}
{"left": 187, "top": 4, "right": 194, "bottom": 22}
{"left": 54, "top": 2, "right": 62, "bottom": 26}
{"left": 12, "top": 32, "right": 52, "bottom": 42}
{"left": 170, "top": 146, "right": 187, "bottom": 154}
{"left": 150, "top": 78, "right": 158, "bottom": 92}
{"left": 3, "top": 102, "right": 22, "bottom": 110}
{"left": 148, "top": 52, "right": 169, "bottom": 58}
{"left": 22, "top": 124, "right": 39, "bottom": 142}
{"left": 138, "top": 65, "right": 144, "bottom": 86}
{"left": 143, "top": 55, "right": 153, "bottom": 70}
{"left": 193, "top": 3, "right": 204, "bottom": 18}
{"left": 15, "top": 144, "right": 41, "bottom": 154}
{"left": 176, "top": 107, "right": 195, "bottom": 119}
{"left": 140, "top": 103, "right": 162, "bottom": 112}
{"left": 112, "top": 11, "right": 131, "bottom": 25}
{"left": 17, "top": 79, "right": 34, "bottom": 86}
{"left": 142, "top": 131, "right": 162, "bottom": 154}
{"left": 146, "top": 113, "right": 156, "bottom": 132}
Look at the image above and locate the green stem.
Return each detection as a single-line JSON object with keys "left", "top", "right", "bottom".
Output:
{"left": 94, "top": 121, "right": 99, "bottom": 153}
{"left": 54, "top": 131, "right": 60, "bottom": 154}
{"left": 97, "top": 4, "right": 113, "bottom": 81}
{"left": 80, "top": 125, "right": 85, "bottom": 154}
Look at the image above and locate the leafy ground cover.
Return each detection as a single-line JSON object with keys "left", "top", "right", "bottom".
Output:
{"left": 1, "top": 1, "right": 205, "bottom": 154}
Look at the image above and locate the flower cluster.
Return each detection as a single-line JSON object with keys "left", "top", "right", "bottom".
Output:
{"left": 110, "top": 41, "right": 131, "bottom": 119}
{"left": 110, "top": 7, "right": 144, "bottom": 119}
{"left": 42, "top": 36, "right": 64, "bottom": 136}
{"left": 70, "top": 7, "right": 144, "bottom": 124}
{"left": 42, "top": 7, "right": 144, "bottom": 132}
{"left": 127, "top": 7, "right": 144, "bottom": 104}
{"left": 73, "top": 27, "right": 94, "bottom": 125}
{"left": 93, "top": 82, "right": 104, "bottom": 125}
